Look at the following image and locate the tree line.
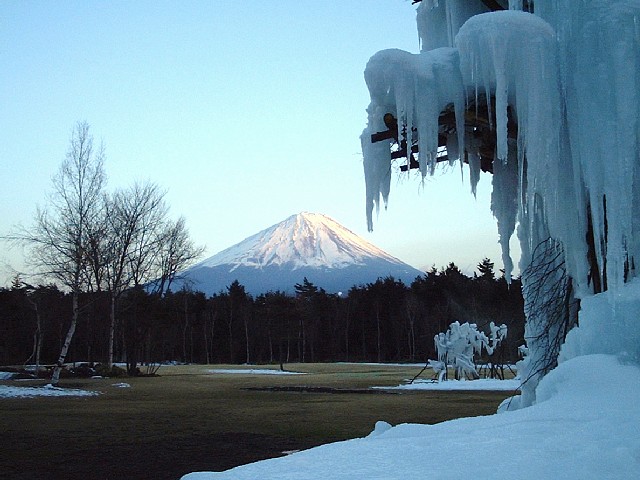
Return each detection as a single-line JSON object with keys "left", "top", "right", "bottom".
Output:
{"left": 0, "top": 259, "right": 524, "bottom": 372}
{"left": 1, "top": 122, "right": 524, "bottom": 378}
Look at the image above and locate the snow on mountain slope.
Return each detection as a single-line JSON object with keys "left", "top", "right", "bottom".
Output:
{"left": 177, "top": 213, "right": 423, "bottom": 295}
{"left": 198, "top": 212, "right": 406, "bottom": 271}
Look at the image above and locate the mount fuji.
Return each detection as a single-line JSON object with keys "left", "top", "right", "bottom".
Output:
{"left": 174, "top": 212, "right": 423, "bottom": 296}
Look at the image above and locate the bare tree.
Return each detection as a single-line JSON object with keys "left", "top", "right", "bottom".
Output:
{"left": 9, "top": 122, "right": 106, "bottom": 385}
{"left": 150, "top": 216, "right": 204, "bottom": 297}
{"left": 96, "top": 182, "right": 168, "bottom": 367}
{"left": 405, "top": 292, "right": 419, "bottom": 361}
{"left": 519, "top": 238, "right": 579, "bottom": 398}
{"left": 14, "top": 280, "right": 45, "bottom": 374}
{"left": 91, "top": 182, "right": 202, "bottom": 369}
{"left": 115, "top": 210, "right": 202, "bottom": 374}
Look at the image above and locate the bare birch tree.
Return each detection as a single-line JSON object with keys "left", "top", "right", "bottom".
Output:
{"left": 10, "top": 122, "right": 106, "bottom": 385}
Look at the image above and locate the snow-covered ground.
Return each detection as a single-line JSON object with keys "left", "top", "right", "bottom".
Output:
{"left": 207, "top": 368, "right": 306, "bottom": 375}
{"left": 0, "top": 384, "right": 99, "bottom": 398}
{"left": 182, "top": 354, "right": 640, "bottom": 480}
{"left": 378, "top": 377, "right": 521, "bottom": 391}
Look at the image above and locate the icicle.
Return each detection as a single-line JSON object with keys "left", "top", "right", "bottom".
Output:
{"left": 361, "top": 123, "right": 391, "bottom": 232}
{"left": 417, "top": 0, "right": 490, "bottom": 52}
{"left": 468, "top": 152, "right": 481, "bottom": 197}
{"left": 509, "top": 0, "right": 523, "bottom": 10}
{"left": 491, "top": 139, "right": 519, "bottom": 283}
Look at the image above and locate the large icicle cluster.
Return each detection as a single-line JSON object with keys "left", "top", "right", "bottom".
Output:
{"left": 361, "top": 47, "right": 465, "bottom": 230}
{"left": 362, "top": 0, "right": 640, "bottom": 406}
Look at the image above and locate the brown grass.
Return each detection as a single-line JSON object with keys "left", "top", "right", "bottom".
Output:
{"left": 0, "top": 363, "right": 515, "bottom": 480}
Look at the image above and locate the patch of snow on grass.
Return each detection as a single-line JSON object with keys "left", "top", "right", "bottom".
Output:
{"left": 377, "top": 378, "right": 521, "bottom": 391}
{"left": 0, "top": 384, "right": 100, "bottom": 398}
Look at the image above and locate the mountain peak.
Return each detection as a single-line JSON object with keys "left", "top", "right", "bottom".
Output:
{"left": 179, "top": 213, "right": 423, "bottom": 295}
{"left": 197, "top": 212, "right": 405, "bottom": 271}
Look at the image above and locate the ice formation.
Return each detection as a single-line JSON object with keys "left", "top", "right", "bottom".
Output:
{"left": 432, "top": 320, "right": 507, "bottom": 381}
{"left": 362, "top": 0, "right": 640, "bottom": 405}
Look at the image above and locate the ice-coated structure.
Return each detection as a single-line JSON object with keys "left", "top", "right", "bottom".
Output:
{"left": 433, "top": 320, "right": 507, "bottom": 381}
{"left": 361, "top": 0, "right": 640, "bottom": 406}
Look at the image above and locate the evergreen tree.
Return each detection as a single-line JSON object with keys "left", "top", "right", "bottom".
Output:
{"left": 476, "top": 258, "right": 495, "bottom": 282}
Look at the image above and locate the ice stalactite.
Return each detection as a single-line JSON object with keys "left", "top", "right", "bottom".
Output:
{"left": 491, "top": 140, "right": 518, "bottom": 282}
{"left": 361, "top": 119, "right": 391, "bottom": 232}
{"left": 531, "top": 0, "right": 640, "bottom": 294}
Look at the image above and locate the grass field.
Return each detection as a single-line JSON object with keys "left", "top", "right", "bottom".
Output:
{"left": 0, "top": 364, "right": 515, "bottom": 480}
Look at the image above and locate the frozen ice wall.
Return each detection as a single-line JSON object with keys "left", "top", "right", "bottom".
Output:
{"left": 362, "top": 0, "right": 640, "bottom": 405}
{"left": 535, "top": 0, "right": 640, "bottom": 372}
{"left": 546, "top": 1, "right": 640, "bottom": 294}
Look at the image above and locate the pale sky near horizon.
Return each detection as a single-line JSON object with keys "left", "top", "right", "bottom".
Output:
{"left": 0, "top": 1, "right": 519, "bottom": 288}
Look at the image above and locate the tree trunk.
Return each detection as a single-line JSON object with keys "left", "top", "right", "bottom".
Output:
{"left": 408, "top": 318, "right": 416, "bottom": 361}
{"left": 267, "top": 319, "right": 273, "bottom": 364}
{"left": 279, "top": 342, "right": 285, "bottom": 371}
{"left": 35, "top": 309, "right": 43, "bottom": 375}
{"left": 376, "top": 302, "right": 381, "bottom": 363}
{"left": 244, "top": 316, "right": 250, "bottom": 364}
{"left": 286, "top": 326, "right": 291, "bottom": 363}
{"left": 27, "top": 299, "right": 43, "bottom": 375}
{"left": 182, "top": 302, "right": 189, "bottom": 364}
{"left": 345, "top": 300, "right": 350, "bottom": 362}
{"left": 51, "top": 291, "right": 80, "bottom": 386}
{"left": 301, "top": 318, "right": 306, "bottom": 363}
{"left": 203, "top": 321, "right": 210, "bottom": 365}
{"left": 108, "top": 294, "right": 116, "bottom": 369}
{"left": 228, "top": 319, "right": 234, "bottom": 364}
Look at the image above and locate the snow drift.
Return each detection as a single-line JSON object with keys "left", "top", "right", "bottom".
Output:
{"left": 182, "top": 354, "right": 640, "bottom": 480}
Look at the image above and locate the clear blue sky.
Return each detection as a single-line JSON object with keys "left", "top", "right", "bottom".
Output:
{"left": 0, "top": 1, "right": 517, "bottom": 287}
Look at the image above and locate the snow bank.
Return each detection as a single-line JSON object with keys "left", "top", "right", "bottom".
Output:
{"left": 182, "top": 355, "right": 640, "bottom": 480}
{"left": 0, "top": 384, "right": 99, "bottom": 398}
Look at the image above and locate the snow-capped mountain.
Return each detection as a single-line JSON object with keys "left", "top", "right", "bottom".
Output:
{"left": 175, "top": 212, "right": 423, "bottom": 296}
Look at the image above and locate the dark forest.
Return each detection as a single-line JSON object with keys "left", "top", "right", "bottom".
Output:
{"left": 0, "top": 259, "right": 524, "bottom": 373}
